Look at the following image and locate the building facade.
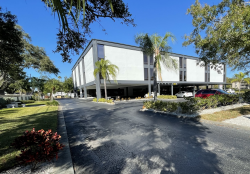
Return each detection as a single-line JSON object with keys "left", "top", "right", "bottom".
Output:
{"left": 72, "top": 39, "right": 227, "bottom": 99}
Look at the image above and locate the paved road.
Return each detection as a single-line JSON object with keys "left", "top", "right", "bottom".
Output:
{"left": 59, "top": 99, "right": 250, "bottom": 174}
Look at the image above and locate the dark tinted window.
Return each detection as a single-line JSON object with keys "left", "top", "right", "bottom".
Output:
{"left": 180, "top": 71, "right": 182, "bottom": 81}
{"left": 202, "top": 90, "right": 216, "bottom": 94}
{"left": 179, "top": 57, "right": 182, "bottom": 68}
{"left": 217, "top": 89, "right": 228, "bottom": 94}
{"left": 184, "top": 71, "right": 186, "bottom": 81}
{"left": 196, "top": 90, "right": 202, "bottom": 94}
{"left": 150, "top": 55, "right": 153, "bottom": 65}
{"left": 97, "top": 44, "right": 104, "bottom": 60}
{"left": 143, "top": 53, "right": 148, "bottom": 64}
{"left": 184, "top": 58, "right": 186, "bottom": 69}
{"left": 150, "top": 68, "right": 154, "bottom": 80}
{"left": 144, "top": 68, "right": 148, "bottom": 80}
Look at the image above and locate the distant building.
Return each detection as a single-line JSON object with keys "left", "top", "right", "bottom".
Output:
{"left": 232, "top": 82, "right": 249, "bottom": 90}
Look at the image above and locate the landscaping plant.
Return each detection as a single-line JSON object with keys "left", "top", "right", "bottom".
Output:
{"left": 11, "top": 128, "right": 64, "bottom": 171}
{"left": 45, "top": 100, "right": 59, "bottom": 106}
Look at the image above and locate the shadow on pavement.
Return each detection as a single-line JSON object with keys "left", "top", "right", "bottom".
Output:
{"left": 59, "top": 98, "right": 223, "bottom": 174}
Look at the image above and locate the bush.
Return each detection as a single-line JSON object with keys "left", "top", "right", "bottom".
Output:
{"left": 93, "top": 98, "right": 97, "bottom": 102}
{"left": 11, "top": 128, "right": 64, "bottom": 171}
{"left": 143, "top": 101, "right": 178, "bottom": 113}
{"left": 243, "top": 91, "right": 250, "bottom": 102}
{"left": 45, "top": 101, "right": 59, "bottom": 106}
{"left": 98, "top": 98, "right": 107, "bottom": 102}
{"left": 20, "top": 100, "right": 35, "bottom": 104}
{"left": 0, "top": 98, "right": 7, "bottom": 108}
{"left": 107, "top": 99, "right": 114, "bottom": 104}
{"left": 157, "top": 95, "right": 177, "bottom": 99}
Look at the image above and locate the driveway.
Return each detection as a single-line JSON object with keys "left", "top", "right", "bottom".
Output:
{"left": 59, "top": 99, "right": 250, "bottom": 174}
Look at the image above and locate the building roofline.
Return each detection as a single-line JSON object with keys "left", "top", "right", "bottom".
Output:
{"left": 72, "top": 39, "right": 201, "bottom": 71}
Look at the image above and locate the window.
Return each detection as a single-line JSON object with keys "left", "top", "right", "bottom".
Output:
{"left": 144, "top": 68, "right": 148, "bottom": 80}
{"left": 184, "top": 71, "right": 186, "bottom": 81}
{"left": 143, "top": 53, "right": 148, "bottom": 64}
{"left": 179, "top": 57, "right": 182, "bottom": 68}
{"left": 150, "top": 55, "right": 153, "bottom": 65}
{"left": 97, "top": 44, "right": 104, "bottom": 60}
{"left": 184, "top": 58, "right": 187, "bottom": 69}
{"left": 150, "top": 68, "right": 154, "bottom": 80}
{"left": 180, "top": 71, "right": 182, "bottom": 81}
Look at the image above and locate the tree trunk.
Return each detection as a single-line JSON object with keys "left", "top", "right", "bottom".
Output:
{"left": 51, "top": 89, "right": 53, "bottom": 101}
{"left": 104, "top": 78, "right": 107, "bottom": 100}
{"left": 153, "top": 61, "right": 157, "bottom": 101}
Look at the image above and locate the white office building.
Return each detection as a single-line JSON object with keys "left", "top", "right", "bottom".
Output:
{"left": 72, "top": 39, "right": 226, "bottom": 99}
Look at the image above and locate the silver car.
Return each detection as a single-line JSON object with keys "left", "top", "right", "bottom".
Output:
{"left": 175, "top": 91, "right": 193, "bottom": 98}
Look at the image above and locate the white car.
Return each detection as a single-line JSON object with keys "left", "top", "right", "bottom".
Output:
{"left": 226, "top": 89, "right": 235, "bottom": 93}
{"left": 175, "top": 91, "right": 193, "bottom": 98}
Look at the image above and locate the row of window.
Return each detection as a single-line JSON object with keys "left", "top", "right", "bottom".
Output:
{"left": 144, "top": 68, "right": 154, "bottom": 80}
{"left": 143, "top": 53, "right": 154, "bottom": 65}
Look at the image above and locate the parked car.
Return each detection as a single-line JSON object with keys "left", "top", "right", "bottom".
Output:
{"left": 226, "top": 89, "right": 235, "bottom": 93}
{"left": 195, "top": 89, "right": 229, "bottom": 98}
{"left": 175, "top": 91, "right": 193, "bottom": 98}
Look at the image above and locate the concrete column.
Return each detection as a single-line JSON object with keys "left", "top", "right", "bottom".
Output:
{"left": 193, "top": 87, "right": 195, "bottom": 97}
{"left": 80, "top": 88, "right": 82, "bottom": 98}
{"left": 93, "top": 40, "right": 101, "bottom": 100}
{"left": 171, "top": 83, "right": 173, "bottom": 96}
{"left": 148, "top": 55, "right": 151, "bottom": 96}
{"left": 158, "top": 84, "right": 160, "bottom": 95}
{"left": 84, "top": 87, "right": 87, "bottom": 98}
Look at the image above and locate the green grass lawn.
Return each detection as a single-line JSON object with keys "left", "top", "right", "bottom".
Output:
{"left": 0, "top": 105, "right": 58, "bottom": 172}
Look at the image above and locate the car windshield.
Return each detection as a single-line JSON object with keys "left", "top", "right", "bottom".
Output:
{"left": 217, "top": 89, "right": 229, "bottom": 94}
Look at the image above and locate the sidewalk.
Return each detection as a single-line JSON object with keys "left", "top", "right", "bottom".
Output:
{"left": 51, "top": 106, "right": 74, "bottom": 174}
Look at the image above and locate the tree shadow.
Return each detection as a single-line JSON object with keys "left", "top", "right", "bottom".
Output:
{"left": 60, "top": 99, "right": 224, "bottom": 174}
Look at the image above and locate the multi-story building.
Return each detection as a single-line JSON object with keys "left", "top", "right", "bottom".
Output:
{"left": 71, "top": 39, "right": 227, "bottom": 99}
{"left": 232, "top": 82, "right": 249, "bottom": 90}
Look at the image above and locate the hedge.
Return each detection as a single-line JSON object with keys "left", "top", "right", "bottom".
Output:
{"left": 157, "top": 95, "right": 177, "bottom": 99}
{"left": 93, "top": 98, "right": 113, "bottom": 103}
{"left": 20, "top": 100, "right": 35, "bottom": 104}
{"left": 143, "top": 93, "right": 245, "bottom": 114}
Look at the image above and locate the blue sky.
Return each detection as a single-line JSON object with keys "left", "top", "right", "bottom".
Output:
{"left": 1, "top": 0, "right": 238, "bottom": 79}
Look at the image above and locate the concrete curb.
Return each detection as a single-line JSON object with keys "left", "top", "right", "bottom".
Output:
{"left": 51, "top": 106, "right": 74, "bottom": 174}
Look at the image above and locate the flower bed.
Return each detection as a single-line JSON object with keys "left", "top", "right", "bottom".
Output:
{"left": 157, "top": 95, "right": 177, "bottom": 99}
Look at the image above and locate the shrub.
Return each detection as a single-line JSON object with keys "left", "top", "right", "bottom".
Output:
{"left": 157, "top": 95, "right": 177, "bottom": 99}
{"left": 45, "top": 101, "right": 59, "bottom": 106}
{"left": 20, "top": 100, "right": 35, "bottom": 104}
{"left": 145, "top": 95, "right": 153, "bottom": 99}
{"left": 98, "top": 98, "right": 107, "bottom": 102}
{"left": 3, "top": 97, "right": 15, "bottom": 104}
{"left": 243, "top": 91, "right": 250, "bottom": 102}
{"left": 11, "top": 128, "right": 64, "bottom": 171}
{"left": 143, "top": 101, "right": 178, "bottom": 113}
{"left": 107, "top": 99, "right": 114, "bottom": 104}
{"left": 128, "top": 97, "right": 131, "bottom": 100}
{"left": 0, "top": 98, "right": 7, "bottom": 108}
{"left": 93, "top": 98, "right": 97, "bottom": 102}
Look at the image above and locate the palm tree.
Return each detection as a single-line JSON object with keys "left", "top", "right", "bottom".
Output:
{"left": 135, "top": 32, "right": 178, "bottom": 101}
{"left": 93, "top": 59, "right": 119, "bottom": 100}
{"left": 231, "top": 72, "right": 250, "bottom": 92}
{"left": 44, "top": 78, "right": 61, "bottom": 101}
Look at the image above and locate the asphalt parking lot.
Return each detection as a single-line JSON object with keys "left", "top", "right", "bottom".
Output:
{"left": 59, "top": 98, "right": 250, "bottom": 174}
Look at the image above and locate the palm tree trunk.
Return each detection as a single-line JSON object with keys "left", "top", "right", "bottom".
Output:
{"left": 51, "top": 89, "right": 53, "bottom": 101}
{"left": 153, "top": 61, "right": 157, "bottom": 101}
{"left": 104, "top": 78, "right": 107, "bottom": 100}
